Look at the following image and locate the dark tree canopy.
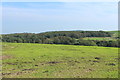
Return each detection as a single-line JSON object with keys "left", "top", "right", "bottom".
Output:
{"left": 1, "top": 31, "right": 119, "bottom": 47}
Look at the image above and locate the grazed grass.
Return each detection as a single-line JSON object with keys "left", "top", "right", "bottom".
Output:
{"left": 2, "top": 43, "right": 119, "bottom": 78}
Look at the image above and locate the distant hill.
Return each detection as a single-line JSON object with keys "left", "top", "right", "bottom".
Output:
{"left": 107, "top": 31, "right": 120, "bottom": 38}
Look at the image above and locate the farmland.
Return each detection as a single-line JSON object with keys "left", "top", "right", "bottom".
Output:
{"left": 2, "top": 42, "right": 119, "bottom": 78}
{"left": 82, "top": 31, "right": 119, "bottom": 41}
{"left": 108, "top": 31, "right": 120, "bottom": 38}
{"left": 82, "top": 37, "right": 116, "bottom": 41}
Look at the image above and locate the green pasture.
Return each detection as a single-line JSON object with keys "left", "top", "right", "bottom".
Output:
{"left": 108, "top": 31, "right": 120, "bottom": 38}
{"left": 82, "top": 37, "right": 116, "bottom": 41}
{"left": 2, "top": 43, "right": 119, "bottom": 78}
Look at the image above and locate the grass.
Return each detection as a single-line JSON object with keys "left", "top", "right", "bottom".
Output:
{"left": 82, "top": 37, "right": 116, "bottom": 41}
{"left": 2, "top": 42, "right": 119, "bottom": 78}
{"left": 107, "top": 31, "right": 120, "bottom": 38}
{"left": 82, "top": 31, "right": 120, "bottom": 41}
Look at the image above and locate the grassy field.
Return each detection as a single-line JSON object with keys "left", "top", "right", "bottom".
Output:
{"left": 108, "top": 31, "right": 120, "bottom": 38}
{"left": 82, "top": 31, "right": 120, "bottom": 41}
{"left": 82, "top": 37, "right": 116, "bottom": 41}
{"left": 2, "top": 43, "right": 119, "bottom": 78}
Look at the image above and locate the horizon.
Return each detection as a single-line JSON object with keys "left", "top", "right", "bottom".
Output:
{"left": 1, "top": 30, "right": 119, "bottom": 35}
{"left": 2, "top": 2, "right": 118, "bottom": 34}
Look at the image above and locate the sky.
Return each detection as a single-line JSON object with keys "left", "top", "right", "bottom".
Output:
{"left": 1, "top": 0, "right": 119, "bottom": 2}
{"left": 2, "top": 2, "right": 118, "bottom": 34}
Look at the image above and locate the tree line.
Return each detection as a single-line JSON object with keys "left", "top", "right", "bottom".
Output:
{"left": 1, "top": 31, "right": 119, "bottom": 47}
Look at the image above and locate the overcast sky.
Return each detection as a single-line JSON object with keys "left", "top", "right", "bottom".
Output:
{"left": 2, "top": 2, "right": 118, "bottom": 34}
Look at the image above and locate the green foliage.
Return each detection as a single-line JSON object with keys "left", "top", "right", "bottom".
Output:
{"left": 2, "top": 31, "right": 112, "bottom": 43}
{"left": 94, "top": 40, "right": 119, "bottom": 47}
{"left": 75, "top": 39, "right": 97, "bottom": 46}
{"left": 107, "top": 31, "right": 120, "bottom": 39}
{"left": 2, "top": 31, "right": 118, "bottom": 47}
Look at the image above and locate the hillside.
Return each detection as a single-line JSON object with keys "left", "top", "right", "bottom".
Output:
{"left": 1, "top": 31, "right": 119, "bottom": 47}
{"left": 2, "top": 43, "right": 118, "bottom": 78}
{"left": 107, "top": 31, "right": 120, "bottom": 38}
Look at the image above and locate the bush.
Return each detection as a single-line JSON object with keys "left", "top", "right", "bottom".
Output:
{"left": 75, "top": 39, "right": 97, "bottom": 46}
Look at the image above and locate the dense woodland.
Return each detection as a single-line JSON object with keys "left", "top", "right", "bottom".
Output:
{"left": 1, "top": 31, "right": 119, "bottom": 47}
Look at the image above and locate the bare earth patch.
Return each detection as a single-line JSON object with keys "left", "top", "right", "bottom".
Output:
{"left": 0, "top": 55, "right": 13, "bottom": 60}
